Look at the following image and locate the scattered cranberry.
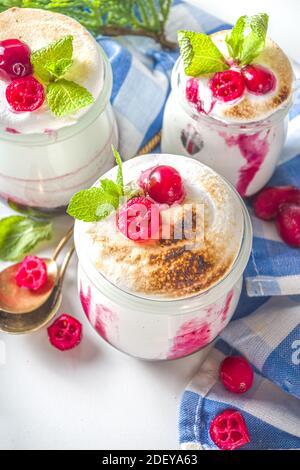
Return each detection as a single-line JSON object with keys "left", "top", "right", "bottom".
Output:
{"left": 0, "top": 38, "right": 32, "bottom": 80}
{"left": 48, "top": 314, "right": 82, "bottom": 351}
{"left": 253, "top": 186, "right": 300, "bottom": 220}
{"left": 186, "top": 77, "right": 199, "bottom": 105}
{"left": 276, "top": 203, "right": 300, "bottom": 247}
{"left": 146, "top": 165, "right": 185, "bottom": 205}
{"left": 209, "top": 409, "right": 250, "bottom": 450}
{"left": 117, "top": 196, "right": 161, "bottom": 242}
{"left": 209, "top": 70, "right": 245, "bottom": 103}
{"left": 16, "top": 255, "right": 47, "bottom": 291}
{"left": 6, "top": 76, "right": 45, "bottom": 112}
{"left": 242, "top": 65, "right": 276, "bottom": 95}
{"left": 220, "top": 356, "right": 254, "bottom": 394}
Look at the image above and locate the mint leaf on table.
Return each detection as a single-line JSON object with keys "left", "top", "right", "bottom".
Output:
{"left": 31, "top": 35, "right": 73, "bottom": 82}
{"left": 67, "top": 187, "right": 119, "bottom": 222}
{"left": 47, "top": 79, "right": 94, "bottom": 117}
{"left": 178, "top": 30, "right": 229, "bottom": 76}
{"left": 0, "top": 216, "right": 53, "bottom": 262}
{"left": 226, "top": 13, "right": 269, "bottom": 66}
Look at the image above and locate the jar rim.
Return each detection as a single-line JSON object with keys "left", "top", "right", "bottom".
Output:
{"left": 0, "top": 42, "right": 113, "bottom": 146}
{"left": 75, "top": 155, "right": 253, "bottom": 314}
{"left": 172, "top": 57, "right": 295, "bottom": 133}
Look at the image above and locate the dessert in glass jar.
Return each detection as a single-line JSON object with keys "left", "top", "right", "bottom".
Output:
{"left": 161, "top": 14, "right": 294, "bottom": 197}
{"left": 70, "top": 152, "right": 252, "bottom": 361}
{"left": 0, "top": 8, "right": 118, "bottom": 213}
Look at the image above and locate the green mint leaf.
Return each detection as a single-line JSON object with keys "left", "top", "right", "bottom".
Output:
{"left": 178, "top": 30, "right": 228, "bottom": 76}
{"left": 47, "top": 79, "right": 94, "bottom": 117}
{"left": 44, "top": 58, "right": 73, "bottom": 79}
{"left": 0, "top": 216, "right": 53, "bottom": 261}
{"left": 99, "top": 179, "right": 122, "bottom": 197}
{"left": 111, "top": 145, "right": 124, "bottom": 195}
{"left": 67, "top": 187, "right": 119, "bottom": 222}
{"left": 226, "top": 13, "right": 269, "bottom": 66}
{"left": 31, "top": 35, "right": 73, "bottom": 82}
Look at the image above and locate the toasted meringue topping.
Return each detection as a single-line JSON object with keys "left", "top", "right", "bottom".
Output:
{"left": 77, "top": 154, "right": 244, "bottom": 300}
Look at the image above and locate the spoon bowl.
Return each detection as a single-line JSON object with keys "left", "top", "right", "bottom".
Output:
{"left": 0, "top": 226, "right": 73, "bottom": 315}
{"left": 0, "top": 259, "right": 57, "bottom": 314}
{"left": 0, "top": 246, "right": 74, "bottom": 334}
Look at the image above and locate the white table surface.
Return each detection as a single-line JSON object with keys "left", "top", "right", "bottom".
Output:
{"left": 1, "top": 0, "right": 299, "bottom": 451}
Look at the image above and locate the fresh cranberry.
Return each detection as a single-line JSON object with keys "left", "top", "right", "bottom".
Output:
{"left": 6, "top": 76, "right": 45, "bottom": 112}
{"left": 276, "top": 204, "right": 300, "bottom": 247}
{"left": 16, "top": 255, "right": 47, "bottom": 291}
{"left": 253, "top": 186, "right": 300, "bottom": 220}
{"left": 138, "top": 165, "right": 159, "bottom": 191}
{"left": 209, "top": 409, "right": 250, "bottom": 450}
{"left": 186, "top": 78, "right": 199, "bottom": 104}
{"left": 242, "top": 65, "right": 276, "bottom": 95}
{"left": 209, "top": 70, "right": 245, "bottom": 103}
{"left": 48, "top": 314, "right": 82, "bottom": 351}
{"left": 146, "top": 165, "right": 185, "bottom": 205}
{"left": 220, "top": 356, "right": 254, "bottom": 394}
{"left": 117, "top": 196, "right": 161, "bottom": 242}
{"left": 0, "top": 39, "right": 32, "bottom": 80}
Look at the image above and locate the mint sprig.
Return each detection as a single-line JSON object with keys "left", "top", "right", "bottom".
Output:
{"left": 226, "top": 13, "right": 269, "bottom": 66}
{"left": 178, "top": 30, "right": 228, "bottom": 76}
{"left": 67, "top": 145, "right": 125, "bottom": 222}
{"left": 178, "top": 13, "right": 269, "bottom": 77}
{"left": 31, "top": 35, "right": 73, "bottom": 83}
{"left": 0, "top": 216, "right": 53, "bottom": 261}
{"left": 31, "top": 35, "right": 95, "bottom": 117}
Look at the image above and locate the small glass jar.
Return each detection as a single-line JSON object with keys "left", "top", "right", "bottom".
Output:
{"left": 75, "top": 157, "right": 252, "bottom": 361}
{"left": 161, "top": 57, "right": 294, "bottom": 197}
{"left": 0, "top": 44, "right": 118, "bottom": 214}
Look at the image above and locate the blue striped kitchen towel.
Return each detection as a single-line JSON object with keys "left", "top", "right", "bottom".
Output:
{"left": 97, "top": 0, "right": 300, "bottom": 298}
{"left": 179, "top": 295, "right": 300, "bottom": 450}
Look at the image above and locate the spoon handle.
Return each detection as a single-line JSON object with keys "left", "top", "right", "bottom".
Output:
{"left": 52, "top": 225, "right": 74, "bottom": 261}
{"left": 58, "top": 245, "right": 75, "bottom": 287}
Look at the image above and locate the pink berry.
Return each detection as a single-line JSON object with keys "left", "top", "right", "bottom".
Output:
{"left": 6, "top": 76, "right": 45, "bottom": 112}
{"left": 276, "top": 203, "right": 300, "bottom": 247}
{"left": 220, "top": 356, "right": 254, "bottom": 394}
{"left": 48, "top": 314, "right": 82, "bottom": 351}
{"left": 0, "top": 38, "right": 32, "bottom": 80}
{"left": 16, "top": 255, "right": 48, "bottom": 291}
{"left": 186, "top": 77, "right": 199, "bottom": 104}
{"left": 146, "top": 165, "right": 185, "bottom": 205}
{"left": 253, "top": 186, "right": 300, "bottom": 221}
{"left": 209, "top": 409, "right": 250, "bottom": 450}
{"left": 209, "top": 70, "right": 245, "bottom": 103}
{"left": 242, "top": 65, "right": 276, "bottom": 95}
{"left": 117, "top": 196, "right": 161, "bottom": 242}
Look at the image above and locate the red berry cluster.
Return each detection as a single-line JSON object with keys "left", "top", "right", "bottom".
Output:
{"left": 186, "top": 65, "right": 276, "bottom": 107}
{"left": 0, "top": 38, "right": 45, "bottom": 112}
{"left": 209, "top": 355, "right": 254, "bottom": 450}
{"left": 117, "top": 165, "right": 185, "bottom": 242}
{"left": 253, "top": 186, "right": 300, "bottom": 247}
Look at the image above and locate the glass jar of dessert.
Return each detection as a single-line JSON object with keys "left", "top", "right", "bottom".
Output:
{"left": 0, "top": 8, "right": 118, "bottom": 214}
{"left": 72, "top": 153, "right": 252, "bottom": 361}
{"left": 161, "top": 15, "right": 295, "bottom": 197}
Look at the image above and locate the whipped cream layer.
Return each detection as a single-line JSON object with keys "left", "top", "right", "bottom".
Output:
{"left": 181, "top": 30, "right": 294, "bottom": 123}
{"left": 76, "top": 154, "right": 244, "bottom": 300}
{"left": 0, "top": 8, "right": 103, "bottom": 134}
